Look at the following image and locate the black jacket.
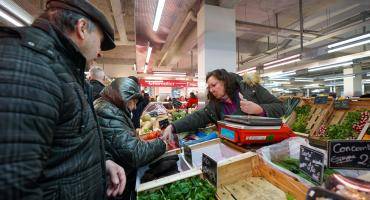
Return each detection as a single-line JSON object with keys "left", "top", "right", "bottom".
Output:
{"left": 94, "top": 78, "right": 166, "bottom": 198}
{"left": 90, "top": 79, "right": 105, "bottom": 101}
{"left": 0, "top": 19, "right": 107, "bottom": 199}
{"left": 172, "top": 73, "right": 284, "bottom": 133}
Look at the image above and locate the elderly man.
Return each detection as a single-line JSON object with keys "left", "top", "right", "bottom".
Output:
{"left": 88, "top": 66, "right": 106, "bottom": 100}
{"left": 0, "top": 0, "right": 126, "bottom": 199}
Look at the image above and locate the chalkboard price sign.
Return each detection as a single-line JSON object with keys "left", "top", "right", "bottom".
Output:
{"left": 334, "top": 100, "right": 350, "bottom": 110}
{"left": 328, "top": 140, "right": 370, "bottom": 169}
{"left": 183, "top": 144, "right": 192, "bottom": 166}
{"left": 299, "top": 145, "right": 325, "bottom": 184}
{"left": 158, "top": 119, "right": 169, "bottom": 129}
{"left": 202, "top": 153, "right": 217, "bottom": 186}
{"left": 314, "top": 96, "right": 328, "bottom": 104}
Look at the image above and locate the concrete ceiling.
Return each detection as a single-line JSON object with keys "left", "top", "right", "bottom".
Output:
{"left": 1, "top": 0, "right": 370, "bottom": 80}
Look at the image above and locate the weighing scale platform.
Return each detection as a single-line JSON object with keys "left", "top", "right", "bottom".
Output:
{"left": 218, "top": 120, "right": 295, "bottom": 145}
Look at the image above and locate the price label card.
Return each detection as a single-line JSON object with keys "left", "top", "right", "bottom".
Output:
{"left": 328, "top": 140, "right": 370, "bottom": 169}
{"left": 158, "top": 119, "right": 169, "bottom": 129}
{"left": 299, "top": 146, "right": 325, "bottom": 184}
{"left": 183, "top": 144, "right": 192, "bottom": 166}
{"left": 334, "top": 100, "right": 350, "bottom": 110}
{"left": 314, "top": 96, "right": 328, "bottom": 104}
{"left": 202, "top": 153, "right": 217, "bottom": 186}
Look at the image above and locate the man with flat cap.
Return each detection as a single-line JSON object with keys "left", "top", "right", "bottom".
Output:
{"left": 0, "top": 0, "right": 126, "bottom": 199}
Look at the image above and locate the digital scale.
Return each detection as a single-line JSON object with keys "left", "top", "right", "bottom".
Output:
{"left": 218, "top": 115, "right": 295, "bottom": 145}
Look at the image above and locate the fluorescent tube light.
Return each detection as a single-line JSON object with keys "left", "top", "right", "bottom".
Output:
{"left": 0, "top": 0, "right": 33, "bottom": 25}
{"left": 0, "top": 9, "right": 23, "bottom": 26}
{"left": 269, "top": 78, "right": 290, "bottom": 81}
{"left": 294, "top": 78, "right": 314, "bottom": 82}
{"left": 324, "top": 75, "right": 355, "bottom": 81}
{"left": 153, "top": 71, "right": 186, "bottom": 75}
{"left": 279, "top": 70, "right": 296, "bottom": 77}
{"left": 144, "top": 64, "right": 148, "bottom": 73}
{"left": 153, "top": 74, "right": 186, "bottom": 77}
{"left": 264, "top": 58, "right": 301, "bottom": 70}
{"left": 328, "top": 33, "right": 370, "bottom": 48}
{"left": 145, "top": 47, "right": 152, "bottom": 63}
{"left": 152, "top": 0, "right": 166, "bottom": 31}
{"left": 263, "top": 54, "right": 300, "bottom": 66}
{"left": 237, "top": 67, "right": 256, "bottom": 75}
{"left": 328, "top": 40, "right": 370, "bottom": 53}
{"left": 262, "top": 71, "right": 283, "bottom": 77}
{"left": 133, "top": 64, "right": 137, "bottom": 71}
{"left": 308, "top": 61, "right": 353, "bottom": 72}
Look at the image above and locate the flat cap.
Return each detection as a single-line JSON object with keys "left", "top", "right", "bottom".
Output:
{"left": 46, "top": 0, "right": 115, "bottom": 51}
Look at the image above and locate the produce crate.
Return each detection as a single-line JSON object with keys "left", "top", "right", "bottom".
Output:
{"left": 135, "top": 148, "right": 195, "bottom": 193}
{"left": 184, "top": 138, "right": 247, "bottom": 168}
{"left": 286, "top": 97, "right": 334, "bottom": 137}
{"left": 309, "top": 98, "right": 370, "bottom": 149}
{"left": 216, "top": 152, "right": 308, "bottom": 200}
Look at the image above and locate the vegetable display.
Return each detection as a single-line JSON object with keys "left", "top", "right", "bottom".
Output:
{"left": 273, "top": 157, "right": 336, "bottom": 185}
{"left": 138, "top": 176, "right": 216, "bottom": 200}
{"left": 171, "top": 110, "right": 187, "bottom": 121}
{"left": 315, "top": 110, "right": 369, "bottom": 139}
{"left": 292, "top": 105, "right": 311, "bottom": 133}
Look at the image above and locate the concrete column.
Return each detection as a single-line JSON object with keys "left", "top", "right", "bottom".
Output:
{"left": 197, "top": 3, "right": 237, "bottom": 101}
{"left": 343, "top": 65, "right": 362, "bottom": 97}
{"left": 306, "top": 88, "right": 310, "bottom": 97}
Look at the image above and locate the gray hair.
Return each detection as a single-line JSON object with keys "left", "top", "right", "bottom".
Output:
{"left": 89, "top": 66, "right": 105, "bottom": 81}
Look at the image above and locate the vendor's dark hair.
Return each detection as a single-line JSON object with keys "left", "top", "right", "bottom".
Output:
{"left": 190, "top": 92, "right": 196, "bottom": 98}
{"left": 40, "top": 9, "right": 96, "bottom": 33}
{"left": 206, "top": 69, "right": 239, "bottom": 102}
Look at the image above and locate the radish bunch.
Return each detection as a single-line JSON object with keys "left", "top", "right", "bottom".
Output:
{"left": 352, "top": 111, "right": 369, "bottom": 133}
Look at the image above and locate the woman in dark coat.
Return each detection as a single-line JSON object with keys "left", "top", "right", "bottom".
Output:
{"left": 162, "top": 69, "right": 284, "bottom": 140}
{"left": 94, "top": 78, "right": 166, "bottom": 199}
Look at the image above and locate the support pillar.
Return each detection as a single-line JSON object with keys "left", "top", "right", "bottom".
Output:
{"left": 343, "top": 65, "right": 362, "bottom": 97}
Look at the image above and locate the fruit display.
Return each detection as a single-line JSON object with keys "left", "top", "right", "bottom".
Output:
{"left": 291, "top": 105, "right": 312, "bottom": 133}
{"left": 313, "top": 110, "right": 370, "bottom": 139}
{"left": 137, "top": 176, "right": 216, "bottom": 200}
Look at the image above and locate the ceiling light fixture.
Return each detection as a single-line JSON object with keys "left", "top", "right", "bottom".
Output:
{"left": 237, "top": 67, "right": 256, "bottom": 75}
{"left": 294, "top": 78, "right": 314, "bottom": 82}
{"left": 308, "top": 61, "right": 353, "bottom": 72}
{"left": 145, "top": 46, "right": 152, "bottom": 63}
{"left": 153, "top": 71, "right": 186, "bottom": 77}
{"left": 0, "top": 9, "right": 23, "bottom": 26}
{"left": 152, "top": 0, "right": 166, "bottom": 31}
{"left": 327, "top": 33, "right": 370, "bottom": 53}
{"left": 0, "top": 0, "right": 33, "bottom": 25}
{"left": 263, "top": 54, "right": 301, "bottom": 70}
{"left": 324, "top": 75, "right": 355, "bottom": 81}
{"left": 144, "top": 64, "right": 148, "bottom": 73}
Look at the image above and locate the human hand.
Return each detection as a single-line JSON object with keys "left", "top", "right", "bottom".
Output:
{"left": 239, "top": 93, "right": 264, "bottom": 115}
{"left": 161, "top": 125, "right": 175, "bottom": 144}
{"left": 105, "top": 160, "right": 126, "bottom": 197}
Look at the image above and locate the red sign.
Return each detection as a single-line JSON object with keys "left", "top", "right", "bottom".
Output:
{"left": 140, "top": 79, "right": 198, "bottom": 88}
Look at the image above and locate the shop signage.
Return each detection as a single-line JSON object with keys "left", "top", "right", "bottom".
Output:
{"left": 183, "top": 144, "right": 192, "bottom": 166}
{"left": 328, "top": 140, "right": 370, "bottom": 169}
{"left": 202, "top": 153, "right": 217, "bottom": 186}
{"left": 334, "top": 99, "right": 350, "bottom": 110}
{"left": 314, "top": 96, "right": 328, "bottom": 104}
{"left": 139, "top": 79, "right": 198, "bottom": 88}
{"left": 299, "top": 145, "right": 324, "bottom": 184}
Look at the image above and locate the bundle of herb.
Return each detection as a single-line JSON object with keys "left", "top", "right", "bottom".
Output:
{"left": 138, "top": 176, "right": 216, "bottom": 200}
{"left": 292, "top": 105, "right": 311, "bottom": 133}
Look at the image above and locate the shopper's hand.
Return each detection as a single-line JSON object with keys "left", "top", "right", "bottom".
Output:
{"left": 161, "top": 124, "right": 175, "bottom": 144}
{"left": 105, "top": 160, "right": 126, "bottom": 197}
{"left": 239, "top": 93, "right": 264, "bottom": 115}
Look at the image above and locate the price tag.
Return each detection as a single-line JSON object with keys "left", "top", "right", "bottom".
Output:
{"left": 183, "top": 144, "right": 192, "bottom": 166}
{"left": 328, "top": 140, "right": 370, "bottom": 169}
{"left": 334, "top": 100, "right": 350, "bottom": 110}
{"left": 299, "top": 146, "right": 325, "bottom": 184}
{"left": 314, "top": 96, "right": 328, "bottom": 104}
{"left": 202, "top": 153, "right": 217, "bottom": 186}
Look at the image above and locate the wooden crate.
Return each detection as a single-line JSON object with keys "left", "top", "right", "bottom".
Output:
{"left": 216, "top": 153, "right": 308, "bottom": 200}
{"left": 309, "top": 98, "right": 370, "bottom": 149}
{"left": 286, "top": 97, "right": 334, "bottom": 137}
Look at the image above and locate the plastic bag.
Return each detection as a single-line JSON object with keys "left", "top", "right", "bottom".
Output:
{"left": 142, "top": 102, "right": 168, "bottom": 117}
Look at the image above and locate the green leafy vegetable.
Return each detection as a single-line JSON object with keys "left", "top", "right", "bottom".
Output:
{"left": 292, "top": 105, "right": 311, "bottom": 133}
{"left": 138, "top": 176, "right": 216, "bottom": 200}
{"left": 325, "top": 111, "right": 364, "bottom": 140}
